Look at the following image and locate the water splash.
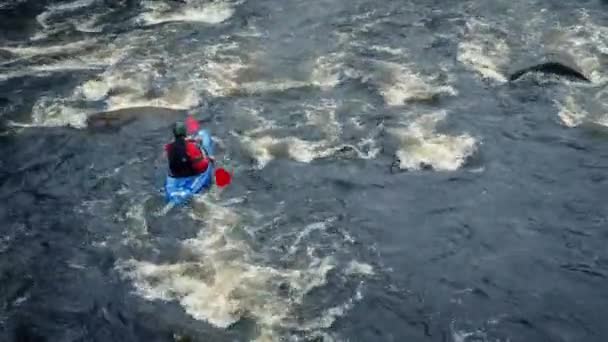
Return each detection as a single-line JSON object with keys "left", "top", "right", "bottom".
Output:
{"left": 390, "top": 111, "right": 478, "bottom": 171}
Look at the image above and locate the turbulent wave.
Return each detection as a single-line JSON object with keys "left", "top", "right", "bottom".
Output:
{"left": 390, "top": 111, "right": 478, "bottom": 171}
{"left": 113, "top": 198, "right": 373, "bottom": 341}
{"left": 541, "top": 11, "right": 608, "bottom": 129}
{"left": 352, "top": 60, "right": 458, "bottom": 106}
{"left": 542, "top": 10, "right": 608, "bottom": 84}
{"left": 231, "top": 99, "right": 380, "bottom": 168}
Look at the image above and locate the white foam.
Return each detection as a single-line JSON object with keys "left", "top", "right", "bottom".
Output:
{"left": 282, "top": 285, "right": 364, "bottom": 338}
{"left": 369, "top": 45, "right": 406, "bottom": 55}
{"left": 542, "top": 11, "right": 608, "bottom": 84}
{"left": 452, "top": 329, "right": 476, "bottom": 342}
{"left": 311, "top": 52, "right": 345, "bottom": 90}
{"left": 115, "top": 200, "right": 363, "bottom": 340}
{"left": 287, "top": 219, "right": 334, "bottom": 256}
{"left": 0, "top": 59, "right": 107, "bottom": 84}
{"left": 199, "top": 60, "right": 247, "bottom": 97}
{"left": 30, "top": 59, "right": 106, "bottom": 73}
{"left": 106, "top": 85, "right": 202, "bottom": 112}
{"left": 237, "top": 106, "right": 278, "bottom": 134}
{"left": 450, "top": 321, "right": 488, "bottom": 342}
{"left": 350, "top": 41, "right": 406, "bottom": 56}
{"left": 296, "top": 299, "right": 354, "bottom": 331}
{"left": 239, "top": 135, "right": 338, "bottom": 169}
{"left": 304, "top": 100, "right": 341, "bottom": 138}
{"left": 556, "top": 94, "right": 608, "bottom": 129}
{"left": 457, "top": 19, "right": 510, "bottom": 82}
{"left": 390, "top": 111, "right": 478, "bottom": 171}
{"left": 0, "top": 39, "right": 97, "bottom": 57}
{"left": 139, "top": 1, "right": 235, "bottom": 25}
{"left": 119, "top": 260, "right": 284, "bottom": 328}
{"left": 356, "top": 135, "right": 382, "bottom": 160}
{"left": 556, "top": 96, "right": 587, "bottom": 128}
{"left": 373, "top": 61, "right": 457, "bottom": 106}
{"left": 233, "top": 98, "right": 380, "bottom": 167}
{"left": 78, "top": 79, "right": 111, "bottom": 101}
{"left": 6, "top": 44, "right": 140, "bottom": 127}
{"left": 543, "top": 10, "right": 608, "bottom": 83}
{"left": 183, "top": 49, "right": 343, "bottom": 98}
{"left": 31, "top": 96, "right": 90, "bottom": 128}
{"left": 119, "top": 200, "right": 150, "bottom": 246}
{"left": 80, "top": 56, "right": 202, "bottom": 111}
{"left": 12, "top": 295, "right": 29, "bottom": 306}
{"left": 207, "top": 50, "right": 345, "bottom": 95}
{"left": 16, "top": 35, "right": 246, "bottom": 128}
{"left": 73, "top": 14, "right": 105, "bottom": 33}
{"left": 36, "top": 0, "right": 96, "bottom": 29}
{"left": 344, "top": 119, "right": 383, "bottom": 160}
{"left": 46, "top": 0, "right": 95, "bottom": 12}
{"left": 345, "top": 261, "right": 375, "bottom": 276}
{"left": 0, "top": 43, "right": 125, "bottom": 83}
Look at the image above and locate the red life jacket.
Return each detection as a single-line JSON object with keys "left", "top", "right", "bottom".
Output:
{"left": 165, "top": 138, "right": 209, "bottom": 178}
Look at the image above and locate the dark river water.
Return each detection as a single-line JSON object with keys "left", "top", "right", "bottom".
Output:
{"left": 2, "top": 0, "right": 608, "bottom": 341}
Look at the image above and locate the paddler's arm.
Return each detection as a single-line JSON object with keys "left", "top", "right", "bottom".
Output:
{"left": 185, "top": 137, "right": 215, "bottom": 164}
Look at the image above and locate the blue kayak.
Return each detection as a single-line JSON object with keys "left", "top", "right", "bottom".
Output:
{"left": 164, "top": 129, "right": 215, "bottom": 205}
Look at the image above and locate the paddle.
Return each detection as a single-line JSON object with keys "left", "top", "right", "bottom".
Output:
{"left": 184, "top": 116, "right": 232, "bottom": 188}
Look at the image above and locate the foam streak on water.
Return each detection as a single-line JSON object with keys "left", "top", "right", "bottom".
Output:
{"left": 138, "top": 0, "right": 236, "bottom": 25}
{"left": 1, "top": 39, "right": 98, "bottom": 57}
{"left": 35, "top": 0, "right": 96, "bottom": 29}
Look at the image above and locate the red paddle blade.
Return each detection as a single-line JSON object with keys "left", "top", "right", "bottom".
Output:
{"left": 185, "top": 115, "right": 200, "bottom": 135}
{"left": 215, "top": 168, "right": 231, "bottom": 187}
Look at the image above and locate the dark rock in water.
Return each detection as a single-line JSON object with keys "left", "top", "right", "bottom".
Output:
{"left": 420, "top": 162, "right": 434, "bottom": 170}
{"left": 278, "top": 281, "right": 291, "bottom": 296}
{"left": 508, "top": 62, "right": 591, "bottom": 82}
{"left": 86, "top": 107, "right": 186, "bottom": 132}
{"left": 390, "top": 158, "right": 403, "bottom": 174}
{"left": 335, "top": 145, "right": 358, "bottom": 159}
{"left": 86, "top": 112, "right": 136, "bottom": 131}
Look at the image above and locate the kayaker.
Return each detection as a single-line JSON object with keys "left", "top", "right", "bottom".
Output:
{"left": 165, "top": 121, "right": 213, "bottom": 178}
